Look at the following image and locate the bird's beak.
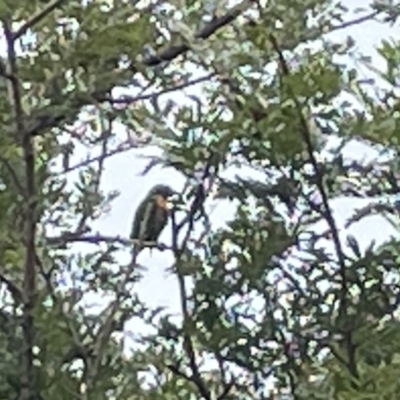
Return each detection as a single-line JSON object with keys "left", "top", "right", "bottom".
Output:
{"left": 160, "top": 191, "right": 179, "bottom": 212}
{"left": 168, "top": 191, "right": 182, "bottom": 206}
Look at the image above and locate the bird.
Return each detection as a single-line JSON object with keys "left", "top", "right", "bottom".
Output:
{"left": 130, "top": 184, "right": 175, "bottom": 252}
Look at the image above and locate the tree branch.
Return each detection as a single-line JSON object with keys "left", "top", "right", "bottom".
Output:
{"left": 46, "top": 232, "right": 169, "bottom": 251}
{"left": 101, "top": 73, "right": 215, "bottom": 105}
{"left": 0, "top": 269, "right": 23, "bottom": 303}
{"left": 169, "top": 176, "right": 213, "bottom": 400}
{"left": 55, "top": 139, "right": 142, "bottom": 176}
{"left": 143, "top": 0, "right": 252, "bottom": 66}
{"left": 13, "top": 0, "right": 68, "bottom": 40}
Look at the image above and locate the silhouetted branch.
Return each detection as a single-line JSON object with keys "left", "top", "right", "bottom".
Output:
{"left": 46, "top": 233, "right": 170, "bottom": 249}
{"left": 143, "top": 0, "right": 252, "bottom": 66}
{"left": 101, "top": 73, "right": 215, "bottom": 105}
{"left": 55, "top": 139, "right": 146, "bottom": 176}
{"left": 13, "top": 0, "right": 67, "bottom": 40}
{"left": 269, "top": 34, "right": 357, "bottom": 380}
{"left": 216, "top": 382, "right": 234, "bottom": 400}
{"left": 169, "top": 173, "right": 213, "bottom": 400}
{"left": 0, "top": 269, "right": 23, "bottom": 303}
{"left": 166, "top": 364, "right": 191, "bottom": 380}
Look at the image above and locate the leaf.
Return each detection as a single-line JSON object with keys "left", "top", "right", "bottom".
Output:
{"left": 346, "top": 234, "right": 361, "bottom": 258}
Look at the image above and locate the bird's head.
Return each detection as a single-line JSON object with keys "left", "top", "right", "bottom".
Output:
{"left": 150, "top": 184, "right": 176, "bottom": 198}
{"left": 150, "top": 185, "right": 176, "bottom": 210}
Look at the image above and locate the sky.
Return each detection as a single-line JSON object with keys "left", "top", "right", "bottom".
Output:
{"left": 1, "top": 0, "right": 400, "bottom": 348}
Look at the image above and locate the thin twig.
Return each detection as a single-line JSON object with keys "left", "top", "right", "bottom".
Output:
{"left": 55, "top": 140, "right": 141, "bottom": 176}
{"left": 0, "top": 269, "right": 23, "bottom": 303}
{"left": 101, "top": 74, "right": 215, "bottom": 105}
{"left": 217, "top": 11, "right": 379, "bottom": 125}
{"left": 13, "top": 0, "right": 68, "bottom": 40}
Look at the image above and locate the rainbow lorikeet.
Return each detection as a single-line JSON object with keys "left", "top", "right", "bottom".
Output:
{"left": 130, "top": 184, "right": 175, "bottom": 251}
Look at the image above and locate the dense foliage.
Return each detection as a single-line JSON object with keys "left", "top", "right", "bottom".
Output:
{"left": 1, "top": 0, "right": 400, "bottom": 399}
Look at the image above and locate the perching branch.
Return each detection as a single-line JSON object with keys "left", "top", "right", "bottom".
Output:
{"left": 46, "top": 232, "right": 169, "bottom": 250}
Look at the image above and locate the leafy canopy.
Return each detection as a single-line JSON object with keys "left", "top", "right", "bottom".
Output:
{"left": 0, "top": 0, "right": 400, "bottom": 400}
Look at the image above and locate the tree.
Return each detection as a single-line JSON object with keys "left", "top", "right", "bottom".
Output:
{"left": 1, "top": 0, "right": 400, "bottom": 399}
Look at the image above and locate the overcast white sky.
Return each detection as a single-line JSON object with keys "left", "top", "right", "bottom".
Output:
{"left": 0, "top": 1, "right": 399, "bottom": 342}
